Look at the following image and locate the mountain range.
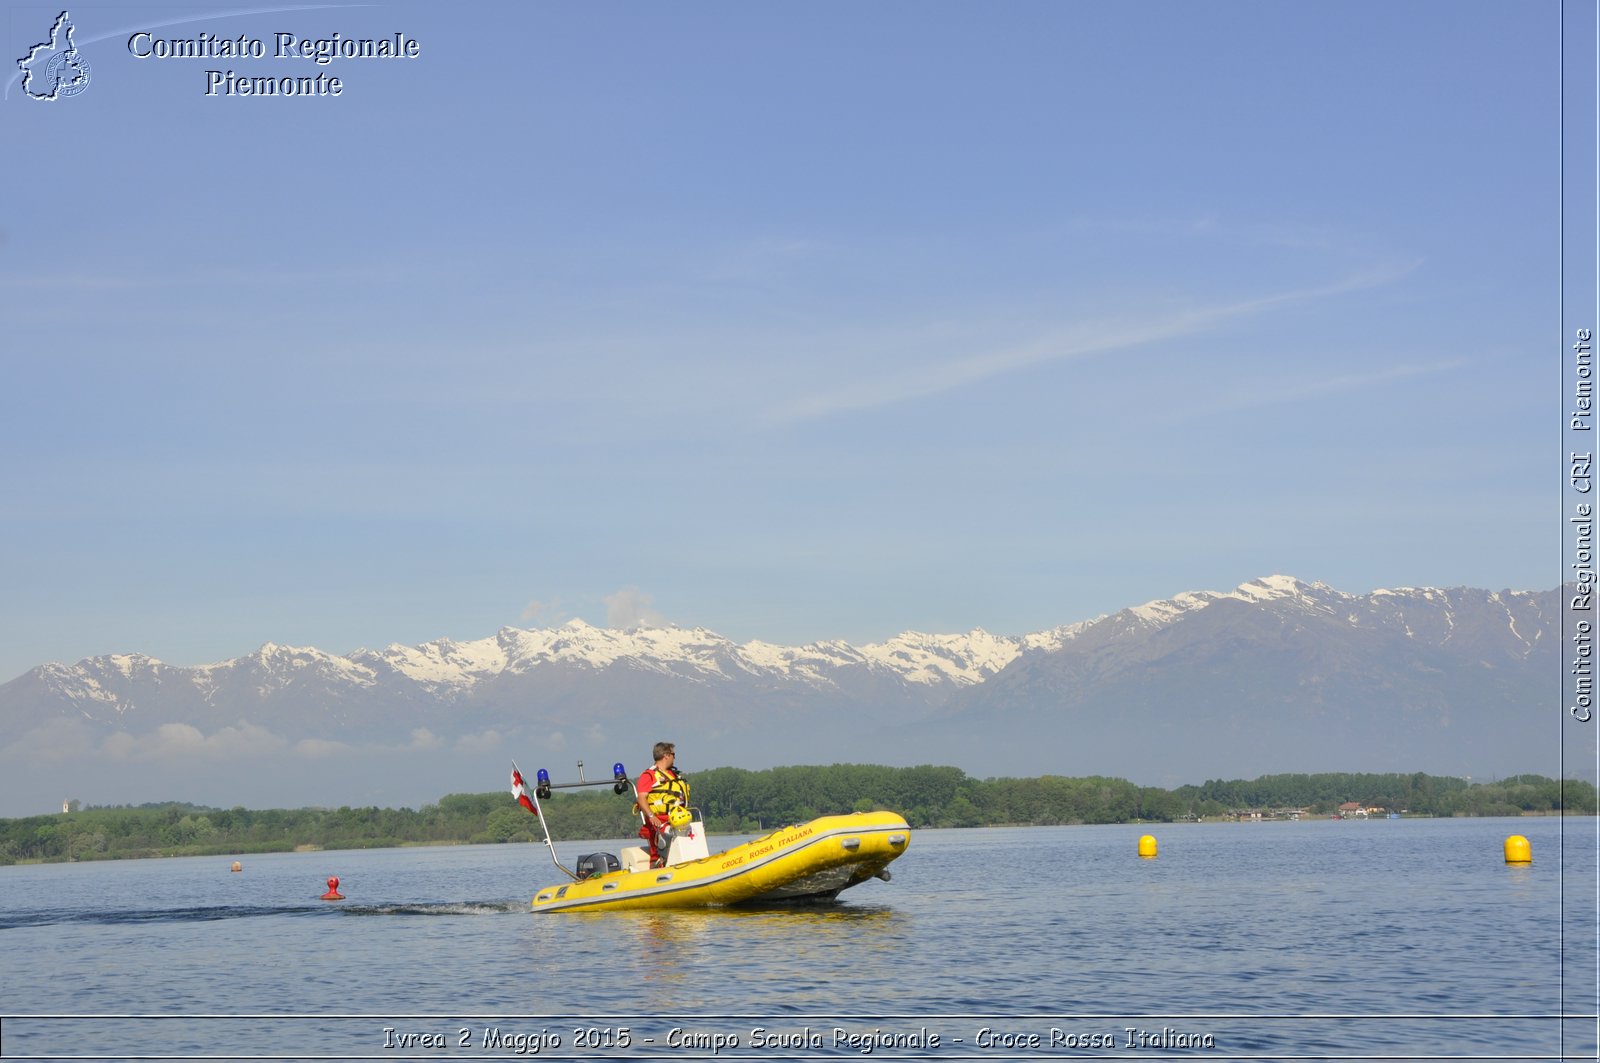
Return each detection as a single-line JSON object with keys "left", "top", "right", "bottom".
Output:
{"left": 0, "top": 576, "right": 1569, "bottom": 815}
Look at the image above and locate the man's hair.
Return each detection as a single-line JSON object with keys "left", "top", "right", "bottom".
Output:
{"left": 653, "top": 741, "right": 675, "bottom": 762}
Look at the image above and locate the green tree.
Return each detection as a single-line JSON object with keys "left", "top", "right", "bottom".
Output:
{"left": 481, "top": 806, "right": 536, "bottom": 843}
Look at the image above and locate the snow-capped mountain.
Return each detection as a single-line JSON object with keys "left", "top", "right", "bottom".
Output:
{"left": 0, "top": 576, "right": 1567, "bottom": 813}
{"left": 4, "top": 620, "right": 1030, "bottom": 739}
{"left": 928, "top": 576, "right": 1557, "bottom": 783}
{"left": 353, "top": 620, "right": 1026, "bottom": 693}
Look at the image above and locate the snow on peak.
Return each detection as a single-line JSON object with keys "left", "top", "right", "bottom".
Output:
{"left": 1371, "top": 583, "right": 1445, "bottom": 600}
{"left": 243, "top": 641, "right": 336, "bottom": 664}
{"left": 364, "top": 622, "right": 750, "bottom": 685}
{"left": 1234, "top": 575, "right": 1306, "bottom": 599}
{"left": 1024, "top": 616, "right": 1102, "bottom": 652}
{"left": 1114, "top": 575, "right": 1340, "bottom": 630}
{"left": 360, "top": 635, "right": 508, "bottom": 688}
{"left": 23, "top": 575, "right": 1511, "bottom": 707}
{"left": 103, "top": 653, "right": 159, "bottom": 677}
{"left": 858, "top": 629, "right": 1024, "bottom": 685}
{"left": 734, "top": 628, "right": 1024, "bottom": 686}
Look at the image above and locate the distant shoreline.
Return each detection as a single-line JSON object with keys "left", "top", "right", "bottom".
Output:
{"left": 3, "top": 766, "right": 1593, "bottom": 866}
{"left": 2, "top": 811, "right": 1593, "bottom": 868}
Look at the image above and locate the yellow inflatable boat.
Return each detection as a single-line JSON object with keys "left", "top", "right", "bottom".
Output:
{"left": 531, "top": 810, "right": 911, "bottom": 913}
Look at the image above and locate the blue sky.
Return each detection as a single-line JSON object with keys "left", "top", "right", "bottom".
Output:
{"left": 0, "top": 1, "right": 1568, "bottom": 682}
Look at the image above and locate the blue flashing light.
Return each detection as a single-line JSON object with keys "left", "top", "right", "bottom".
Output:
{"left": 612, "top": 762, "right": 627, "bottom": 780}
{"left": 536, "top": 768, "right": 550, "bottom": 786}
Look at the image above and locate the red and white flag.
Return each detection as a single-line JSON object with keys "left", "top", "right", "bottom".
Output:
{"left": 510, "top": 765, "right": 539, "bottom": 817}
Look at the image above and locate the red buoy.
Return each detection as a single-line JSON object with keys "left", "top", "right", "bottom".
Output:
{"left": 320, "top": 875, "right": 345, "bottom": 901}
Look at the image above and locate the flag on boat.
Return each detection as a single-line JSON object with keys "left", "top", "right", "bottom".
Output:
{"left": 511, "top": 765, "right": 539, "bottom": 817}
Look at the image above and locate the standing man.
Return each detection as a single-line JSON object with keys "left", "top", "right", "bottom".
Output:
{"left": 635, "top": 741, "right": 689, "bottom": 868}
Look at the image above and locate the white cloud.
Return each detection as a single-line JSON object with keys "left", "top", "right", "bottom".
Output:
{"left": 98, "top": 722, "right": 288, "bottom": 761}
{"left": 1191, "top": 359, "right": 1467, "bottom": 417}
{"left": 520, "top": 598, "right": 569, "bottom": 625}
{"left": 0, "top": 719, "right": 98, "bottom": 762}
{"left": 408, "top": 728, "right": 444, "bottom": 751}
{"left": 766, "top": 262, "right": 1422, "bottom": 423}
{"left": 604, "top": 587, "right": 667, "bottom": 629}
{"left": 455, "top": 729, "right": 504, "bottom": 754}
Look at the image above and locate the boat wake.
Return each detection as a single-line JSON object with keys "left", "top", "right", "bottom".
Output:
{"left": 0, "top": 904, "right": 326, "bottom": 929}
{"left": 1, "top": 900, "right": 526, "bottom": 928}
{"left": 338, "top": 901, "right": 526, "bottom": 917}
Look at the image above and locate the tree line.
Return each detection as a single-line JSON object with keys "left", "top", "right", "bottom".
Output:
{"left": 1, "top": 766, "right": 1592, "bottom": 864}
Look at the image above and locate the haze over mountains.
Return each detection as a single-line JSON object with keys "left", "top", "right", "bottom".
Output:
{"left": 0, "top": 576, "right": 1566, "bottom": 815}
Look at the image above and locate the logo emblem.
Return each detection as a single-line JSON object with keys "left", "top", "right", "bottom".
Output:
{"left": 18, "top": 11, "right": 91, "bottom": 101}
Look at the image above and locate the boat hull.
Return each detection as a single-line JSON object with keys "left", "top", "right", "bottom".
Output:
{"left": 531, "top": 811, "right": 911, "bottom": 913}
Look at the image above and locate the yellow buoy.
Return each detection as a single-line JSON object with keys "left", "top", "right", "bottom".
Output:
{"left": 1504, "top": 835, "right": 1531, "bottom": 864}
{"left": 1138, "top": 834, "right": 1158, "bottom": 859}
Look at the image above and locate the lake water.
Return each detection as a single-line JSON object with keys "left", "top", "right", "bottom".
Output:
{"left": 1, "top": 817, "right": 1595, "bottom": 1062}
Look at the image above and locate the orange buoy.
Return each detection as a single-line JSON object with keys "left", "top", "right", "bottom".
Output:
{"left": 320, "top": 875, "right": 345, "bottom": 901}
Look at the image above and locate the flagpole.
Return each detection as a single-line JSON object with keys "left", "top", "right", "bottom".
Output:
{"left": 529, "top": 786, "right": 573, "bottom": 880}
{"left": 512, "top": 761, "right": 575, "bottom": 880}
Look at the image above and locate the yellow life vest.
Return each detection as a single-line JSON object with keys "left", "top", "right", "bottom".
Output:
{"left": 642, "top": 766, "right": 690, "bottom": 815}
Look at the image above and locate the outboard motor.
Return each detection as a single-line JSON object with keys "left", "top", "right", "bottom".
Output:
{"left": 575, "top": 852, "right": 621, "bottom": 880}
